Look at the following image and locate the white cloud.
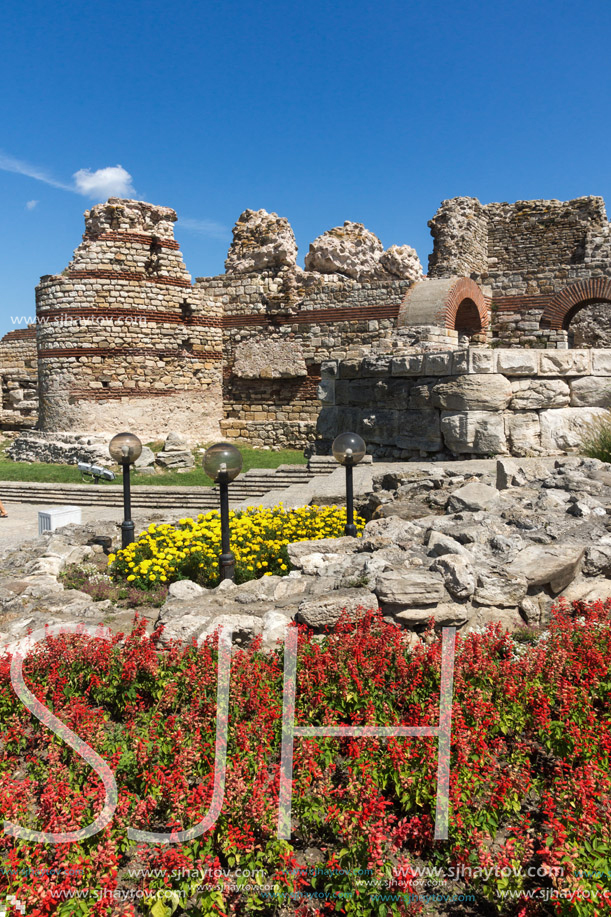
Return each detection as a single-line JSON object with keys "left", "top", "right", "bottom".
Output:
{"left": 25, "top": 200, "right": 39, "bottom": 210}
{"left": 177, "top": 217, "right": 230, "bottom": 240}
{"left": 0, "top": 151, "right": 72, "bottom": 191}
{"left": 0, "top": 150, "right": 135, "bottom": 201}
{"left": 72, "top": 165, "right": 135, "bottom": 199}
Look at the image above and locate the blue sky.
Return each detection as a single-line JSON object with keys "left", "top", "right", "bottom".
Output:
{"left": 1, "top": 0, "right": 610, "bottom": 337}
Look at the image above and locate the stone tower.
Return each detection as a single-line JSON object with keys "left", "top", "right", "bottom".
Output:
{"left": 35, "top": 198, "right": 223, "bottom": 441}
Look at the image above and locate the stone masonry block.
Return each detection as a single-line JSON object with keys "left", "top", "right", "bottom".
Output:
{"left": 592, "top": 352, "right": 611, "bottom": 376}
{"left": 505, "top": 413, "right": 542, "bottom": 456}
{"left": 395, "top": 410, "right": 441, "bottom": 452}
{"left": 495, "top": 350, "right": 539, "bottom": 375}
{"left": 539, "top": 407, "right": 608, "bottom": 453}
{"left": 441, "top": 411, "right": 508, "bottom": 455}
{"left": 391, "top": 354, "right": 423, "bottom": 376}
{"left": 570, "top": 377, "right": 611, "bottom": 408}
{"left": 469, "top": 349, "right": 494, "bottom": 373}
{"left": 320, "top": 361, "right": 338, "bottom": 380}
{"left": 423, "top": 352, "right": 453, "bottom": 376}
{"left": 539, "top": 350, "right": 592, "bottom": 376}
{"left": 432, "top": 374, "right": 512, "bottom": 412}
{"left": 451, "top": 349, "right": 469, "bottom": 375}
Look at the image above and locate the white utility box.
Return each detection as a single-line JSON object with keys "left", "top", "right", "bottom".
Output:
{"left": 38, "top": 506, "right": 82, "bottom": 535}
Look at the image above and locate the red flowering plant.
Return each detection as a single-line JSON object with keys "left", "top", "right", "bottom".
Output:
{"left": 0, "top": 602, "right": 608, "bottom": 916}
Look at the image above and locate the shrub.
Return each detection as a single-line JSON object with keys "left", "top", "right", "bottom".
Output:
{"left": 108, "top": 504, "right": 365, "bottom": 589}
{"left": 1, "top": 602, "right": 611, "bottom": 915}
{"left": 581, "top": 409, "right": 611, "bottom": 462}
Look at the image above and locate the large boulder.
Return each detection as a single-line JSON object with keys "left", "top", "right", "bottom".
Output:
{"left": 379, "top": 244, "right": 423, "bottom": 282}
{"left": 507, "top": 545, "right": 585, "bottom": 594}
{"left": 510, "top": 379, "right": 570, "bottom": 411}
{"left": 374, "top": 568, "right": 446, "bottom": 610}
{"left": 225, "top": 209, "right": 298, "bottom": 273}
{"left": 305, "top": 221, "right": 386, "bottom": 279}
{"left": 296, "top": 588, "right": 378, "bottom": 629}
{"left": 447, "top": 483, "right": 500, "bottom": 513}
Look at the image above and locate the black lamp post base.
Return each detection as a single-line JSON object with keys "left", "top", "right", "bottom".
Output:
{"left": 219, "top": 551, "right": 236, "bottom": 582}
{"left": 121, "top": 521, "right": 135, "bottom": 549}
{"left": 344, "top": 523, "right": 357, "bottom": 538}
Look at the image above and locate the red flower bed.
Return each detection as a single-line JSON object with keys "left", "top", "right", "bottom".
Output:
{"left": 0, "top": 601, "right": 609, "bottom": 916}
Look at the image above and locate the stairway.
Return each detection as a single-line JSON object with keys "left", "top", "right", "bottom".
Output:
{"left": 0, "top": 460, "right": 343, "bottom": 513}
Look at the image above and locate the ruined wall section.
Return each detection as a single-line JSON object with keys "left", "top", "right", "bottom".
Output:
{"left": 36, "top": 198, "right": 223, "bottom": 442}
{"left": 427, "top": 197, "right": 488, "bottom": 279}
{"left": 428, "top": 196, "right": 611, "bottom": 346}
{"left": 0, "top": 328, "right": 38, "bottom": 428}
{"left": 319, "top": 348, "right": 611, "bottom": 459}
{"left": 194, "top": 268, "right": 411, "bottom": 448}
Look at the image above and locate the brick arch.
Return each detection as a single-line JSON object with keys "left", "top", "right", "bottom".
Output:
{"left": 444, "top": 278, "right": 488, "bottom": 333}
{"left": 397, "top": 276, "right": 489, "bottom": 332}
{"left": 543, "top": 279, "right": 611, "bottom": 330}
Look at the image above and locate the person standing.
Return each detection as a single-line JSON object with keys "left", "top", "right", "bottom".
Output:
{"left": 0, "top": 498, "right": 7, "bottom": 518}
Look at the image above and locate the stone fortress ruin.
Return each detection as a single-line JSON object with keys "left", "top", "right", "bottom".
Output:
{"left": 2, "top": 194, "right": 611, "bottom": 458}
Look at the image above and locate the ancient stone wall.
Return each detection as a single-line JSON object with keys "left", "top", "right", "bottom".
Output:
{"left": 193, "top": 268, "right": 410, "bottom": 447}
{"left": 35, "top": 199, "right": 223, "bottom": 442}
{"left": 428, "top": 196, "right": 611, "bottom": 347}
{"left": 0, "top": 327, "right": 38, "bottom": 428}
{"left": 318, "top": 348, "right": 611, "bottom": 459}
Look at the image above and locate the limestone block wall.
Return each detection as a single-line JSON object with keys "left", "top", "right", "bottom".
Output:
{"left": 194, "top": 269, "right": 411, "bottom": 447}
{"left": 0, "top": 328, "right": 38, "bottom": 428}
{"left": 317, "top": 348, "right": 611, "bottom": 459}
{"left": 35, "top": 199, "right": 223, "bottom": 442}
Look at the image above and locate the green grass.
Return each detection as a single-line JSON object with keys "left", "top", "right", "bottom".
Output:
{"left": 0, "top": 440, "right": 307, "bottom": 487}
{"left": 581, "top": 411, "right": 611, "bottom": 463}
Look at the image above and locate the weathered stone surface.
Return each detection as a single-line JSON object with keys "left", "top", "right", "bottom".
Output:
{"left": 155, "top": 450, "right": 195, "bottom": 470}
{"left": 134, "top": 446, "right": 156, "bottom": 469}
{"left": 433, "top": 374, "right": 512, "bottom": 412}
{"left": 393, "top": 603, "right": 472, "bottom": 627}
{"left": 447, "top": 482, "right": 500, "bottom": 513}
{"left": 394, "top": 411, "right": 441, "bottom": 452}
{"left": 495, "top": 351, "right": 539, "bottom": 375}
{"left": 296, "top": 588, "right": 378, "bottom": 629}
{"left": 7, "top": 432, "right": 111, "bottom": 466}
{"left": 505, "top": 413, "right": 542, "bottom": 456}
{"left": 510, "top": 379, "right": 570, "bottom": 411}
{"left": 305, "top": 222, "right": 386, "bottom": 279}
{"left": 539, "top": 351, "right": 591, "bottom": 376}
{"left": 466, "top": 606, "right": 524, "bottom": 633}
{"left": 233, "top": 340, "right": 307, "bottom": 379}
{"left": 427, "top": 531, "right": 473, "bottom": 560}
{"left": 379, "top": 244, "right": 423, "bottom": 281}
{"left": 507, "top": 545, "right": 585, "bottom": 593}
{"left": 473, "top": 570, "right": 528, "bottom": 607}
{"left": 430, "top": 555, "right": 475, "bottom": 599}
{"left": 163, "top": 431, "right": 190, "bottom": 453}
{"left": 225, "top": 209, "right": 297, "bottom": 273}
{"left": 287, "top": 537, "right": 359, "bottom": 568}
{"left": 168, "top": 580, "right": 205, "bottom": 600}
{"left": 441, "top": 412, "right": 508, "bottom": 454}
{"left": 539, "top": 408, "right": 608, "bottom": 453}
{"left": 374, "top": 569, "right": 446, "bottom": 609}
{"left": 591, "top": 352, "right": 611, "bottom": 375}
{"left": 570, "top": 377, "right": 611, "bottom": 408}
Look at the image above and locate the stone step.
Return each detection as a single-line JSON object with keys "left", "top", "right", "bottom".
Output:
{"left": 0, "top": 464, "right": 322, "bottom": 510}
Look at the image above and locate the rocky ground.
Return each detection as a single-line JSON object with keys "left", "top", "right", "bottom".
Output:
{"left": 2, "top": 456, "right": 611, "bottom": 653}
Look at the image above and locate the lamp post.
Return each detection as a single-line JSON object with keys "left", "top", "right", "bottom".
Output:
{"left": 109, "top": 432, "right": 142, "bottom": 549}
{"left": 203, "top": 442, "right": 243, "bottom": 582}
{"left": 332, "top": 432, "right": 366, "bottom": 537}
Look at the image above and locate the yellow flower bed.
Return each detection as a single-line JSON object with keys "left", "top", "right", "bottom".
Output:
{"left": 107, "top": 503, "right": 365, "bottom": 589}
